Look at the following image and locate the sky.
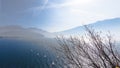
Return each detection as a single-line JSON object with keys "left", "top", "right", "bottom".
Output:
{"left": 0, "top": 0, "right": 120, "bottom": 32}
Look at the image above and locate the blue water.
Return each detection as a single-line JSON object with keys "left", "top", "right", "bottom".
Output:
{"left": 0, "top": 38, "right": 57, "bottom": 68}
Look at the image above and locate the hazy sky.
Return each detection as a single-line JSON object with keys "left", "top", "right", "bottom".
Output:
{"left": 0, "top": 0, "right": 120, "bottom": 32}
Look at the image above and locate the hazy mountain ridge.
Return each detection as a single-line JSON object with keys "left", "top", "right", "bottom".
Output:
{"left": 0, "top": 25, "right": 59, "bottom": 53}
{"left": 0, "top": 18, "right": 119, "bottom": 41}
{"left": 56, "top": 18, "right": 120, "bottom": 41}
{"left": 0, "top": 25, "right": 54, "bottom": 39}
{"left": 58, "top": 18, "right": 120, "bottom": 34}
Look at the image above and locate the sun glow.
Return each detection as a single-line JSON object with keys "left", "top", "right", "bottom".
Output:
{"left": 69, "top": 0, "right": 94, "bottom": 5}
{"left": 74, "top": 0, "right": 93, "bottom": 3}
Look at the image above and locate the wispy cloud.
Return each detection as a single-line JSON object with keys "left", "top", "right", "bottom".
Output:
{"left": 22, "top": 0, "right": 120, "bottom": 32}
{"left": 42, "top": 0, "right": 120, "bottom": 32}
{"left": 21, "top": 0, "right": 48, "bottom": 15}
{"left": 32, "top": 0, "right": 48, "bottom": 11}
{"left": 28, "top": 0, "right": 94, "bottom": 11}
{"left": 45, "top": 0, "right": 94, "bottom": 9}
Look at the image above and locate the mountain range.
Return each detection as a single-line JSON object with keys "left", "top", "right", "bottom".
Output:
{"left": 0, "top": 25, "right": 54, "bottom": 39}
{"left": 57, "top": 18, "right": 120, "bottom": 41}
{"left": 0, "top": 18, "right": 119, "bottom": 41}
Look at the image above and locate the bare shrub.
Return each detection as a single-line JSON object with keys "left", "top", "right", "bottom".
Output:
{"left": 55, "top": 26, "right": 120, "bottom": 68}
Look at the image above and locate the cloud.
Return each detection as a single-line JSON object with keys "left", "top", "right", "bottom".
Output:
{"left": 42, "top": 0, "right": 120, "bottom": 32}
{"left": 44, "top": 0, "right": 94, "bottom": 9}
{"left": 0, "top": 0, "right": 119, "bottom": 33}
{"left": 28, "top": 0, "right": 90, "bottom": 12}
{"left": 31, "top": 0, "right": 48, "bottom": 11}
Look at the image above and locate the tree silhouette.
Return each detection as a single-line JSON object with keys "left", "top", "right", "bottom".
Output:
{"left": 56, "top": 26, "right": 120, "bottom": 68}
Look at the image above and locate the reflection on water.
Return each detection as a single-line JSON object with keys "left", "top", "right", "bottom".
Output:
{"left": 0, "top": 38, "right": 57, "bottom": 68}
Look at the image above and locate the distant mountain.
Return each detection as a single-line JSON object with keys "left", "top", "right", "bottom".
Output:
{"left": 0, "top": 25, "right": 55, "bottom": 39}
{"left": 57, "top": 18, "right": 120, "bottom": 41}
{"left": 0, "top": 26, "right": 58, "bottom": 68}
{"left": 0, "top": 25, "right": 59, "bottom": 50}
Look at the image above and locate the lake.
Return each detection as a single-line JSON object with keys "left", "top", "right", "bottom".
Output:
{"left": 0, "top": 38, "right": 57, "bottom": 68}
